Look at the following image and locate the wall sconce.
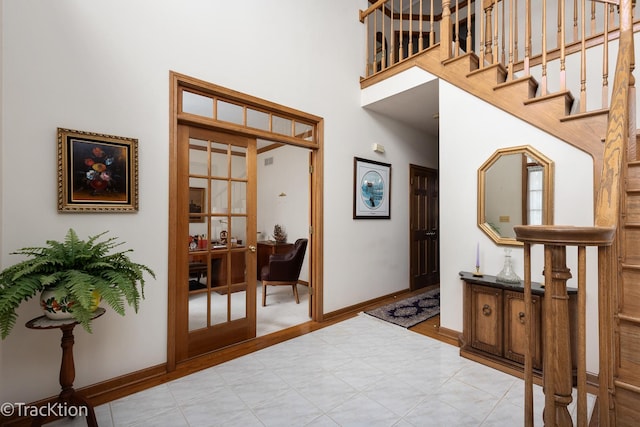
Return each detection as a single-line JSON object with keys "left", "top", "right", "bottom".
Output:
{"left": 372, "top": 143, "right": 385, "bottom": 153}
{"left": 278, "top": 192, "right": 287, "bottom": 197}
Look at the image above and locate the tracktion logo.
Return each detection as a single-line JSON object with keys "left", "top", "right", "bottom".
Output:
{"left": 1, "top": 402, "right": 88, "bottom": 418}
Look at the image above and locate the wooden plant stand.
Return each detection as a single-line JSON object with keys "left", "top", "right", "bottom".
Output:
{"left": 25, "top": 307, "right": 105, "bottom": 427}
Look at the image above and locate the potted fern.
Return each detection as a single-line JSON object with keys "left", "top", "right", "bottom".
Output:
{"left": 0, "top": 228, "right": 155, "bottom": 339}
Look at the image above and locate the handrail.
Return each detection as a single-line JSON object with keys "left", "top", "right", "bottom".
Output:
{"left": 595, "top": 1, "right": 634, "bottom": 226}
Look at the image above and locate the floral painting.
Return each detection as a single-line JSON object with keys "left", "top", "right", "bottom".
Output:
{"left": 58, "top": 128, "right": 139, "bottom": 212}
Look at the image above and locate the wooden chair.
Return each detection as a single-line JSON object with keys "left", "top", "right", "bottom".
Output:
{"left": 260, "top": 238, "right": 307, "bottom": 306}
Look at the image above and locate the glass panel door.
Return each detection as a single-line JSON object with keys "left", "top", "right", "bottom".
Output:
{"left": 182, "top": 126, "right": 256, "bottom": 357}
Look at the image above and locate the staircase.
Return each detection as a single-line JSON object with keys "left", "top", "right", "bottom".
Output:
{"left": 382, "top": 45, "right": 609, "bottom": 196}
{"left": 360, "top": 1, "right": 640, "bottom": 424}
{"left": 611, "top": 159, "right": 640, "bottom": 426}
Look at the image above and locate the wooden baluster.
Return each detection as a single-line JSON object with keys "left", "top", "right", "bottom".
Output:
{"left": 399, "top": 0, "right": 404, "bottom": 60}
{"left": 628, "top": 0, "right": 636, "bottom": 162}
{"left": 508, "top": 0, "right": 514, "bottom": 79}
{"left": 603, "top": 1, "right": 610, "bottom": 108}
{"left": 523, "top": 242, "right": 534, "bottom": 427}
{"left": 454, "top": 0, "right": 459, "bottom": 57}
{"left": 430, "top": 0, "right": 435, "bottom": 48}
{"left": 408, "top": 0, "right": 413, "bottom": 57}
{"left": 368, "top": 13, "right": 373, "bottom": 76}
{"left": 514, "top": 0, "right": 519, "bottom": 66}
{"left": 418, "top": 0, "right": 424, "bottom": 52}
{"left": 541, "top": 0, "right": 548, "bottom": 95}
{"left": 542, "top": 246, "right": 554, "bottom": 426}
{"left": 501, "top": 0, "right": 505, "bottom": 65}
{"left": 560, "top": 0, "right": 566, "bottom": 91}
{"left": 557, "top": 0, "right": 562, "bottom": 47}
{"left": 591, "top": 1, "right": 596, "bottom": 36}
{"left": 580, "top": 0, "right": 587, "bottom": 112}
{"left": 467, "top": 0, "right": 473, "bottom": 54}
{"left": 524, "top": 0, "right": 531, "bottom": 74}
{"left": 441, "top": 0, "right": 452, "bottom": 60}
{"left": 543, "top": 245, "right": 573, "bottom": 426}
{"left": 390, "top": 0, "right": 396, "bottom": 65}
{"left": 483, "top": 0, "right": 494, "bottom": 63}
{"left": 577, "top": 245, "right": 587, "bottom": 427}
{"left": 480, "top": 0, "right": 486, "bottom": 66}
{"left": 573, "top": 0, "right": 579, "bottom": 42}
{"left": 493, "top": 0, "right": 499, "bottom": 63}
{"left": 382, "top": 2, "right": 387, "bottom": 69}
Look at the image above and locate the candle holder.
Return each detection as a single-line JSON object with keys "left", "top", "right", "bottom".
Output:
{"left": 473, "top": 265, "right": 483, "bottom": 277}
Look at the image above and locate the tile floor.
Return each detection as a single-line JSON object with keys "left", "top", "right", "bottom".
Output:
{"left": 51, "top": 314, "right": 594, "bottom": 426}
{"left": 189, "top": 282, "right": 310, "bottom": 337}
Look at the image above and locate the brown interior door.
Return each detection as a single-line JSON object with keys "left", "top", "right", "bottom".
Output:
{"left": 176, "top": 125, "right": 257, "bottom": 361}
{"left": 409, "top": 164, "right": 439, "bottom": 289}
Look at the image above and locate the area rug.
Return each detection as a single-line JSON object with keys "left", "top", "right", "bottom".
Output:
{"left": 365, "top": 287, "right": 440, "bottom": 328}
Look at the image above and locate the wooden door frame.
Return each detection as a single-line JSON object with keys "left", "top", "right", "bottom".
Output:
{"left": 168, "top": 71, "right": 324, "bottom": 371}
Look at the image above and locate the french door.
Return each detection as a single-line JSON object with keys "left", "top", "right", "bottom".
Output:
{"left": 175, "top": 125, "right": 257, "bottom": 361}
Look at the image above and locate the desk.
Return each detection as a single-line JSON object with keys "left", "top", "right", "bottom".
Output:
{"left": 257, "top": 241, "right": 294, "bottom": 276}
{"left": 189, "top": 249, "right": 246, "bottom": 291}
{"left": 25, "top": 307, "right": 106, "bottom": 427}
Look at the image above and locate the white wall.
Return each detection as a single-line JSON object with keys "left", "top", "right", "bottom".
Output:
{"left": 0, "top": 0, "right": 437, "bottom": 403}
{"left": 438, "top": 80, "right": 599, "bottom": 372}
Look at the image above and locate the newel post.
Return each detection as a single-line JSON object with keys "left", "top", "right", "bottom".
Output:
{"left": 515, "top": 225, "right": 615, "bottom": 427}
{"left": 542, "top": 244, "right": 574, "bottom": 426}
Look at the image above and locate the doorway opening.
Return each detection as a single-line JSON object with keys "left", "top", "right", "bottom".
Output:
{"left": 168, "top": 72, "right": 324, "bottom": 369}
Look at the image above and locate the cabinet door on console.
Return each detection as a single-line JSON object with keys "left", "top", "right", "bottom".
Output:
{"left": 470, "top": 284, "right": 503, "bottom": 356}
{"left": 504, "top": 290, "right": 542, "bottom": 369}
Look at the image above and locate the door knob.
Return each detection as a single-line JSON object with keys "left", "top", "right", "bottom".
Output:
{"left": 249, "top": 245, "right": 256, "bottom": 252}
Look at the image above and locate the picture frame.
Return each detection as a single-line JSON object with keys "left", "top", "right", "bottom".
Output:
{"left": 189, "top": 187, "right": 206, "bottom": 223}
{"left": 57, "top": 128, "right": 138, "bottom": 212}
{"left": 353, "top": 157, "right": 391, "bottom": 219}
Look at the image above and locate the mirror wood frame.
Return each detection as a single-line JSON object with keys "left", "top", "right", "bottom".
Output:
{"left": 477, "top": 145, "right": 554, "bottom": 246}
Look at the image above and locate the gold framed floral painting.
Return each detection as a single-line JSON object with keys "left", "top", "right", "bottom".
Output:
{"left": 57, "top": 128, "right": 139, "bottom": 212}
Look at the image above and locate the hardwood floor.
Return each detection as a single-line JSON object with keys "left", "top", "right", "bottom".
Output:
{"left": 356, "top": 284, "right": 457, "bottom": 347}
{"left": 409, "top": 314, "right": 459, "bottom": 347}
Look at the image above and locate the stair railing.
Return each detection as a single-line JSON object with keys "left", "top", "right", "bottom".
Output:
{"left": 515, "top": 1, "right": 635, "bottom": 425}
{"left": 360, "top": 1, "right": 637, "bottom": 115}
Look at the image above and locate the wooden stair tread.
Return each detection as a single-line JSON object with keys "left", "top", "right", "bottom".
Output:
{"left": 621, "top": 263, "right": 640, "bottom": 270}
{"left": 523, "top": 89, "right": 574, "bottom": 107}
{"left": 493, "top": 75, "right": 538, "bottom": 99}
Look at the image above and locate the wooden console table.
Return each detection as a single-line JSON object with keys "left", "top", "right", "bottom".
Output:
{"left": 25, "top": 307, "right": 106, "bottom": 427}
{"left": 459, "top": 271, "right": 578, "bottom": 379}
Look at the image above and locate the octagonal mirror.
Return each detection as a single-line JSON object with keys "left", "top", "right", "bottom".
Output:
{"left": 478, "top": 145, "right": 554, "bottom": 246}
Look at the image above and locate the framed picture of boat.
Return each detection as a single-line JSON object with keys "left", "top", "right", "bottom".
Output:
{"left": 353, "top": 157, "right": 391, "bottom": 219}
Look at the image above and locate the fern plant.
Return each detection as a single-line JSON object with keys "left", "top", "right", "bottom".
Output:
{"left": 0, "top": 228, "right": 155, "bottom": 339}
